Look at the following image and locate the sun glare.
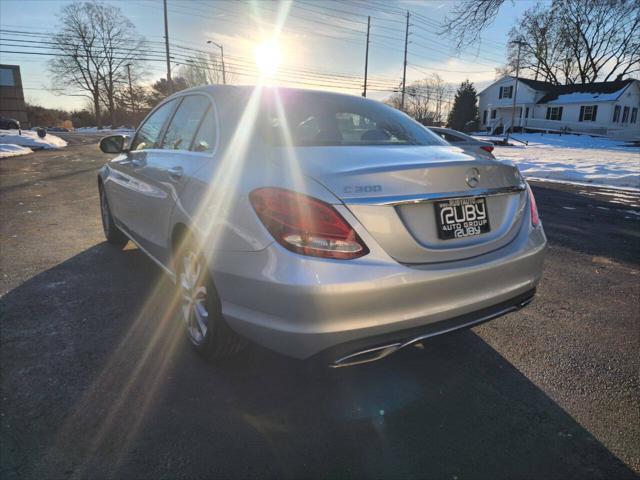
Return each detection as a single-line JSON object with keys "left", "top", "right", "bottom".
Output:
{"left": 255, "top": 40, "right": 282, "bottom": 77}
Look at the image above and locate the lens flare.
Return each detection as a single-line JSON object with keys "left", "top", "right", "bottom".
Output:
{"left": 255, "top": 40, "right": 282, "bottom": 77}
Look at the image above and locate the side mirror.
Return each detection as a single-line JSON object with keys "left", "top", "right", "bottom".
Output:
{"left": 100, "top": 135, "right": 128, "bottom": 154}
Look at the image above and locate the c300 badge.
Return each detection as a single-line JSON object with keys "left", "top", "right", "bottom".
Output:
{"left": 343, "top": 185, "right": 382, "bottom": 194}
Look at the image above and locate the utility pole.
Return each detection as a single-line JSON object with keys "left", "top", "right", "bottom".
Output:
{"left": 400, "top": 11, "right": 409, "bottom": 111}
{"left": 163, "top": 0, "right": 172, "bottom": 94}
{"left": 207, "top": 40, "right": 226, "bottom": 84}
{"left": 362, "top": 16, "right": 370, "bottom": 97}
{"left": 506, "top": 39, "right": 525, "bottom": 143}
{"left": 125, "top": 63, "right": 135, "bottom": 115}
{"left": 219, "top": 44, "right": 226, "bottom": 85}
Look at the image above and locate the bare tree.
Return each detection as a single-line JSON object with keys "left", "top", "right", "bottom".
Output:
{"left": 386, "top": 75, "right": 453, "bottom": 124}
{"left": 91, "top": 2, "right": 146, "bottom": 125}
{"left": 505, "top": 0, "right": 639, "bottom": 84}
{"left": 505, "top": 4, "right": 577, "bottom": 85}
{"left": 48, "top": 1, "right": 146, "bottom": 127}
{"left": 441, "top": 0, "right": 508, "bottom": 50}
{"left": 49, "top": 3, "right": 104, "bottom": 126}
{"left": 383, "top": 81, "right": 404, "bottom": 111}
{"left": 429, "top": 74, "right": 450, "bottom": 123}
{"left": 559, "top": 0, "right": 640, "bottom": 83}
{"left": 177, "top": 52, "right": 235, "bottom": 87}
{"left": 406, "top": 79, "right": 432, "bottom": 123}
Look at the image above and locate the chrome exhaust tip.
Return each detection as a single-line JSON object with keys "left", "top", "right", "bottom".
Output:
{"left": 329, "top": 343, "right": 402, "bottom": 368}
{"left": 328, "top": 294, "right": 536, "bottom": 368}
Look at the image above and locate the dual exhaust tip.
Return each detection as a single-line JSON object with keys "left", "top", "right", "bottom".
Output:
{"left": 329, "top": 296, "right": 534, "bottom": 368}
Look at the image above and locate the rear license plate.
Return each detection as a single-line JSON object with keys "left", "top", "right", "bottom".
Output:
{"left": 435, "top": 197, "right": 490, "bottom": 240}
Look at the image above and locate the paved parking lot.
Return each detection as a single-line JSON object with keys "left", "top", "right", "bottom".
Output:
{"left": 1, "top": 140, "right": 639, "bottom": 479}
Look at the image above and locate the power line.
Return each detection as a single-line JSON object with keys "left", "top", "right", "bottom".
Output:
{"left": 2, "top": 0, "right": 508, "bottom": 79}
{"left": 0, "top": 37, "right": 401, "bottom": 90}
{"left": 408, "top": 63, "right": 495, "bottom": 75}
{"left": 1, "top": 29, "right": 406, "bottom": 86}
{"left": 0, "top": 0, "right": 509, "bottom": 108}
{"left": 0, "top": 47, "right": 400, "bottom": 93}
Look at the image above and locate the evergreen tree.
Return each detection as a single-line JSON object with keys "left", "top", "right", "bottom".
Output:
{"left": 447, "top": 80, "right": 479, "bottom": 131}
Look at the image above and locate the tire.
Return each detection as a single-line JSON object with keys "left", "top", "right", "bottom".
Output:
{"left": 175, "top": 238, "right": 247, "bottom": 359}
{"left": 99, "top": 183, "right": 128, "bottom": 247}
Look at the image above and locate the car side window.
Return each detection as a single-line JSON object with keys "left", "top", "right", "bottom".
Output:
{"left": 191, "top": 106, "right": 217, "bottom": 153}
{"left": 161, "top": 95, "right": 210, "bottom": 151}
{"left": 130, "top": 100, "right": 176, "bottom": 151}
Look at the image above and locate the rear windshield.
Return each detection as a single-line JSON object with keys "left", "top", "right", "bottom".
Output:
{"left": 259, "top": 91, "right": 444, "bottom": 147}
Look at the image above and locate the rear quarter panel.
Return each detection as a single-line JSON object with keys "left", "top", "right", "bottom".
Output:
{"left": 170, "top": 146, "right": 341, "bottom": 253}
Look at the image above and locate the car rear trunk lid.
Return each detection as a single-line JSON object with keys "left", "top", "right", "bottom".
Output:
{"left": 276, "top": 145, "right": 527, "bottom": 264}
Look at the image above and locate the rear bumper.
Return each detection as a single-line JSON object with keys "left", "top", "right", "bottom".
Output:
{"left": 210, "top": 222, "right": 546, "bottom": 360}
{"left": 323, "top": 288, "right": 535, "bottom": 367}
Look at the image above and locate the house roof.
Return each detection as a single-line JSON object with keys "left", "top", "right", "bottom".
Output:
{"left": 478, "top": 75, "right": 636, "bottom": 104}
{"left": 475, "top": 75, "right": 557, "bottom": 96}
{"left": 536, "top": 79, "right": 635, "bottom": 104}
{"left": 518, "top": 78, "right": 557, "bottom": 91}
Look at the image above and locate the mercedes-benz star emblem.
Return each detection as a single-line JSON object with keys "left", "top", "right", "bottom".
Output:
{"left": 465, "top": 168, "right": 480, "bottom": 188}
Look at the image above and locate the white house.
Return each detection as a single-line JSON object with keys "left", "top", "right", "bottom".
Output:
{"left": 477, "top": 76, "right": 640, "bottom": 140}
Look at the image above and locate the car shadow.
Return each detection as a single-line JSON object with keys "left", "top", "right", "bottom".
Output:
{"left": 0, "top": 243, "right": 636, "bottom": 479}
{"left": 531, "top": 183, "right": 640, "bottom": 266}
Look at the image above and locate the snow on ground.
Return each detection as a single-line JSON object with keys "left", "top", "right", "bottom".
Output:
{"left": 0, "top": 144, "right": 33, "bottom": 158}
{"left": 75, "top": 126, "right": 134, "bottom": 134}
{"left": 0, "top": 129, "right": 67, "bottom": 156}
{"left": 476, "top": 133, "right": 640, "bottom": 190}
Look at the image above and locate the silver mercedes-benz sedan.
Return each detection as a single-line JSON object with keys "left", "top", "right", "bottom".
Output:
{"left": 98, "top": 85, "right": 546, "bottom": 367}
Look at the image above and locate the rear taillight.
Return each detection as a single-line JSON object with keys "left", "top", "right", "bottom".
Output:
{"left": 480, "top": 145, "right": 494, "bottom": 153}
{"left": 526, "top": 182, "right": 540, "bottom": 227}
{"left": 249, "top": 188, "right": 369, "bottom": 259}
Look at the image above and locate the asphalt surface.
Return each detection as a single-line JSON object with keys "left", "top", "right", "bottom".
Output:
{"left": 1, "top": 139, "right": 639, "bottom": 479}
{"left": 54, "top": 131, "right": 108, "bottom": 145}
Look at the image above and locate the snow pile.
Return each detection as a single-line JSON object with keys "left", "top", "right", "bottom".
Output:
{"left": 486, "top": 133, "right": 640, "bottom": 190}
{"left": 0, "top": 144, "right": 33, "bottom": 158}
{"left": 0, "top": 129, "right": 67, "bottom": 150}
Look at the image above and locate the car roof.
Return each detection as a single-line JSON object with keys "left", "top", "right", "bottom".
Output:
{"left": 169, "top": 84, "right": 366, "bottom": 104}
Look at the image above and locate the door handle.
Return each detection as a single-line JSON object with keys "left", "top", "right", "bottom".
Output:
{"left": 131, "top": 158, "right": 145, "bottom": 168}
{"left": 167, "top": 166, "right": 183, "bottom": 180}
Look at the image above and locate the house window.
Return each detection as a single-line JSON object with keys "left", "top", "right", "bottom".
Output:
{"left": 579, "top": 105, "right": 598, "bottom": 122}
{"left": 0, "top": 67, "right": 15, "bottom": 86}
{"left": 483, "top": 110, "right": 487, "bottom": 124}
{"left": 491, "top": 110, "right": 496, "bottom": 119}
{"left": 546, "top": 106, "right": 563, "bottom": 121}
{"left": 499, "top": 85, "right": 513, "bottom": 99}
{"left": 525, "top": 107, "right": 529, "bottom": 118}
{"left": 622, "top": 106, "right": 630, "bottom": 123}
{"left": 613, "top": 105, "right": 621, "bottom": 122}
{"left": 631, "top": 108, "right": 638, "bottom": 124}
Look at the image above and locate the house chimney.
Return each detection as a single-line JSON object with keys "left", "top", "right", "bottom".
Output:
{"left": 615, "top": 73, "right": 624, "bottom": 81}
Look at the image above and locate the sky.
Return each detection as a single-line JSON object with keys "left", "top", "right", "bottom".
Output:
{"left": 0, "top": 0, "right": 540, "bottom": 110}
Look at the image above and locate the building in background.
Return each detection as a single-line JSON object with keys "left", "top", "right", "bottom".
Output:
{"left": 0, "top": 64, "right": 28, "bottom": 127}
{"left": 478, "top": 76, "right": 639, "bottom": 141}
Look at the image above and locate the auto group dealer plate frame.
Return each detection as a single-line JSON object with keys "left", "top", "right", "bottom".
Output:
{"left": 434, "top": 197, "right": 491, "bottom": 240}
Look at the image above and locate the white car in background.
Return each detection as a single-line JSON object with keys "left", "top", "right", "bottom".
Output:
{"left": 429, "top": 126, "right": 496, "bottom": 159}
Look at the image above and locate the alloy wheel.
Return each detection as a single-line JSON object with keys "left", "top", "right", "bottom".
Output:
{"left": 100, "top": 189, "right": 110, "bottom": 237}
{"left": 179, "top": 251, "right": 209, "bottom": 346}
